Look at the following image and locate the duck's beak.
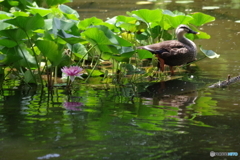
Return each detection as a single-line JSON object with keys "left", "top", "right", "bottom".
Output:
{"left": 189, "top": 30, "right": 199, "bottom": 34}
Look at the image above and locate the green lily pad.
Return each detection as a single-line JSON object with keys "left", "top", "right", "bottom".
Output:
{"left": 200, "top": 46, "right": 220, "bottom": 59}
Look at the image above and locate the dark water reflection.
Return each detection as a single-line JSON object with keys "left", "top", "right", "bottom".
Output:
{"left": 1, "top": 79, "right": 240, "bottom": 159}
{"left": 2, "top": 0, "right": 240, "bottom": 159}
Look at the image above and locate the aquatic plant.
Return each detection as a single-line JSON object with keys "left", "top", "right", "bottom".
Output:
{"left": 0, "top": 0, "right": 217, "bottom": 88}
{"left": 61, "top": 66, "right": 84, "bottom": 82}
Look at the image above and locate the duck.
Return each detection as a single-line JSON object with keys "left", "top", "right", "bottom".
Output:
{"left": 137, "top": 24, "right": 199, "bottom": 75}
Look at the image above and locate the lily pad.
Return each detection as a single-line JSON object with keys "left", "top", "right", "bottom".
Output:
{"left": 200, "top": 46, "right": 220, "bottom": 59}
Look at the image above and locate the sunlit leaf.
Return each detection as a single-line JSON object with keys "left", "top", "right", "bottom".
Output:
{"left": 85, "top": 69, "right": 104, "bottom": 76}
{"left": 5, "top": 14, "right": 45, "bottom": 31}
{"left": 190, "top": 12, "right": 215, "bottom": 26}
{"left": 95, "top": 25, "right": 133, "bottom": 46}
{"left": 0, "top": 11, "right": 12, "bottom": 19}
{"left": 130, "top": 9, "right": 163, "bottom": 24}
{"left": 12, "top": 11, "right": 29, "bottom": 17}
{"left": 137, "top": 49, "right": 153, "bottom": 59}
{"left": 164, "top": 14, "right": 193, "bottom": 28}
{"left": 200, "top": 46, "right": 220, "bottom": 59}
{"left": 82, "top": 27, "right": 112, "bottom": 45}
{"left": 28, "top": 7, "right": 52, "bottom": 17}
{"left": 78, "top": 17, "right": 103, "bottom": 30}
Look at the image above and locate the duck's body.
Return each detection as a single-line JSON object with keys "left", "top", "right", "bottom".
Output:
{"left": 137, "top": 25, "right": 198, "bottom": 74}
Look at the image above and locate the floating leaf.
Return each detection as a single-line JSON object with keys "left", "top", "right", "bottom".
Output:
{"left": 200, "top": 46, "right": 220, "bottom": 59}
{"left": 202, "top": 6, "right": 220, "bottom": 10}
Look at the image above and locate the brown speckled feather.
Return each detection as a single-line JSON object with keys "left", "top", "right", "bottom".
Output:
{"left": 137, "top": 40, "right": 194, "bottom": 66}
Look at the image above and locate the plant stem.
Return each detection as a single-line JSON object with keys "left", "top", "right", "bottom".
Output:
{"left": 84, "top": 52, "right": 102, "bottom": 82}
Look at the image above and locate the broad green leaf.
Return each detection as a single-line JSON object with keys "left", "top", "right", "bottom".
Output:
{"left": 17, "top": 45, "right": 37, "bottom": 68}
{"left": 190, "top": 12, "right": 215, "bottom": 26}
{"left": 95, "top": 25, "right": 133, "bottom": 46}
{"left": 8, "top": 0, "right": 19, "bottom": 6}
{"left": 78, "top": 17, "right": 103, "bottom": 30}
{"left": 137, "top": 49, "right": 153, "bottom": 59}
{"left": 0, "top": 21, "right": 13, "bottom": 30}
{"left": 111, "top": 55, "right": 130, "bottom": 62}
{"left": 36, "top": 40, "right": 63, "bottom": 66}
{"left": 164, "top": 14, "right": 193, "bottom": 28}
{"left": 59, "top": 4, "right": 79, "bottom": 20}
{"left": 52, "top": 18, "right": 76, "bottom": 35}
{"left": 82, "top": 27, "right": 112, "bottom": 45}
{"left": 131, "top": 9, "right": 163, "bottom": 24}
{"left": 119, "top": 22, "right": 137, "bottom": 32}
{"left": 0, "top": 38, "right": 17, "bottom": 47}
{"left": 0, "top": 11, "right": 13, "bottom": 19}
{"left": 12, "top": 11, "right": 29, "bottom": 17}
{"left": 5, "top": 14, "right": 45, "bottom": 31}
{"left": 28, "top": 7, "right": 52, "bottom": 17}
{"left": 0, "top": 28, "right": 28, "bottom": 42}
{"left": 200, "top": 46, "right": 220, "bottom": 59}
{"left": 117, "top": 47, "right": 134, "bottom": 55}
{"left": 67, "top": 43, "right": 88, "bottom": 59}
{"left": 85, "top": 69, "right": 104, "bottom": 76}
{"left": 116, "top": 15, "right": 137, "bottom": 23}
{"left": 57, "top": 30, "right": 85, "bottom": 44}
{"left": 0, "top": 47, "right": 22, "bottom": 65}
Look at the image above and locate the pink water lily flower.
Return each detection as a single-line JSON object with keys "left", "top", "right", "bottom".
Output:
{"left": 61, "top": 66, "right": 84, "bottom": 82}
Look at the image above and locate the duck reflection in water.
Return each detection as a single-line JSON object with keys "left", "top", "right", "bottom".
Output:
{"left": 139, "top": 79, "right": 204, "bottom": 115}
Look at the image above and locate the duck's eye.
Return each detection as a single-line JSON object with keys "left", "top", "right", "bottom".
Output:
{"left": 185, "top": 29, "right": 190, "bottom": 32}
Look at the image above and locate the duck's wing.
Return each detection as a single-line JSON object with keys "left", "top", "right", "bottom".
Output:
{"left": 137, "top": 40, "right": 189, "bottom": 58}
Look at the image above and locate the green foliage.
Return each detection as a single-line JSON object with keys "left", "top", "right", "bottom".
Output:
{"left": 0, "top": 0, "right": 216, "bottom": 86}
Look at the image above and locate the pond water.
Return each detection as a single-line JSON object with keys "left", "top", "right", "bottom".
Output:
{"left": 1, "top": 0, "right": 240, "bottom": 160}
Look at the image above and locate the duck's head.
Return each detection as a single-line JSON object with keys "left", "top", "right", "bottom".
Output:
{"left": 176, "top": 25, "right": 199, "bottom": 35}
